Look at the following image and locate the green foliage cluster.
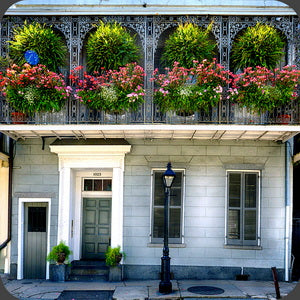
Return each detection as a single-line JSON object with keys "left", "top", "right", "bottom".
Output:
{"left": 46, "top": 241, "right": 72, "bottom": 264}
{"left": 152, "top": 59, "right": 232, "bottom": 115}
{"left": 231, "top": 23, "right": 286, "bottom": 71}
{"left": 0, "top": 56, "right": 12, "bottom": 70}
{"left": 71, "top": 63, "right": 145, "bottom": 114}
{"left": 86, "top": 21, "right": 139, "bottom": 72}
{"left": 234, "top": 84, "right": 283, "bottom": 112}
{"left": 161, "top": 22, "right": 216, "bottom": 69}
{"left": 5, "top": 85, "right": 65, "bottom": 114}
{"left": 155, "top": 84, "right": 221, "bottom": 115}
{"left": 9, "top": 21, "right": 67, "bottom": 72}
{"left": 105, "top": 246, "right": 125, "bottom": 267}
{"left": 0, "top": 63, "right": 70, "bottom": 115}
{"left": 229, "top": 66, "right": 300, "bottom": 113}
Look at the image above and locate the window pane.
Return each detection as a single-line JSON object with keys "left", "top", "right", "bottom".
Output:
{"left": 229, "top": 173, "right": 241, "bottom": 207}
{"left": 170, "top": 208, "right": 181, "bottom": 238}
{"left": 245, "top": 174, "right": 257, "bottom": 208}
{"left": 228, "top": 209, "right": 240, "bottom": 239}
{"left": 154, "top": 172, "right": 164, "bottom": 206}
{"left": 94, "top": 179, "right": 103, "bottom": 191}
{"left": 170, "top": 172, "right": 182, "bottom": 206}
{"left": 153, "top": 208, "right": 164, "bottom": 238}
{"left": 103, "top": 179, "right": 112, "bottom": 191}
{"left": 84, "top": 179, "right": 93, "bottom": 191}
{"left": 28, "top": 207, "right": 46, "bottom": 232}
{"left": 244, "top": 210, "right": 256, "bottom": 240}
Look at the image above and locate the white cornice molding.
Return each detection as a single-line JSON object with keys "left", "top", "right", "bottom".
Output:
{"left": 5, "top": 5, "right": 296, "bottom": 16}
{"left": 49, "top": 144, "right": 132, "bottom": 156}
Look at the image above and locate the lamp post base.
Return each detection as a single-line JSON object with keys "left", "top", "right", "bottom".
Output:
{"left": 159, "top": 254, "right": 172, "bottom": 294}
{"left": 159, "top": 280, "right": 172, "bottom": 294}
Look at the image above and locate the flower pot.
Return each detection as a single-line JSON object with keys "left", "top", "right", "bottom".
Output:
{"left": 166, "top": 111, "right": 196, "bottom": 124}
{"left": 233, "top": 105, "right": 265, "bottom": 124}
{"left": 277, "top": 114, "right": 291, "bottom": 125}
{"left": 115, "top": 254, "right": 122, "bottom": 264}
{"left": 57, "top": 252, "right": 66, "bottom": 264}
{"left": 49, "top": 264, "right": 67, "bottom": 282}
{"left": 11, "top": 112, "right": 26, "bottom": 124}
{"left": 104, "top": 112, "right": 126, "bottom": 124}
{"left": 108, "top": 265, "right": 122, "bottom": 282}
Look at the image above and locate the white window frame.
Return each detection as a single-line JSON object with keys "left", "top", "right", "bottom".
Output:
{"left": 225, "top": 170, "right": 261, "bottom": 247}
{"left": 150, "top": 168, "right": 185, "bottom": 244}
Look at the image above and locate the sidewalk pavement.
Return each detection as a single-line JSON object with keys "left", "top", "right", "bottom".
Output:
{"left": 1, "top": 275, "right": 299, "bottom": 300}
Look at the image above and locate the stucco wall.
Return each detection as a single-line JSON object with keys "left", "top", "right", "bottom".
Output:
{"left": 11, "top": 138, "right": 59, "bottom": 265}
{"left": 123, "top": 139, "right": 286, "bottom": 270}
{"left": 10, "top": 138, "right": 286, "bottom": 276}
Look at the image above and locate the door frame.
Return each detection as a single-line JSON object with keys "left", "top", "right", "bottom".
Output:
{"left": 17, "top": 198, "right": 51, "bottom": 280}
{"left": 73, "top": 171, "right": 112, "bottom": 260}
{"left": 49, "top": 143, "right": 131, "bottom": 262}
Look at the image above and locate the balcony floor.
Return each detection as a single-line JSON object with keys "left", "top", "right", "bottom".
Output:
{"left": 1, "top": 124, "right": 299, "bottom": 142}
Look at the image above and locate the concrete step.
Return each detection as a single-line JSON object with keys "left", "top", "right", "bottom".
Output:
{"left": 69, "top": 260, "right": 109, "bottom": 281}
{"left": 68, "top": 274, "right": 108, "bottom": 281}
{"left": 70, "top": 266, "right": 108, "bottom": 276}
{"left": 71, "top": 260, "right": 106, "bottom": 267}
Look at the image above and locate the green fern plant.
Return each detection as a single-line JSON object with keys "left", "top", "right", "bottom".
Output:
{"left": 161, "top": 22, "right": 216, "bottom": 68}
{"left": 105, "top": 246, "right": 126, "bottom": 267}
{"left": 86, "top": 21, "right": 139, "bottom": 72}
{"left": 231, "top": 23, "right": 286, "bottom": 71}
{"left": 8, "top": 21, "right": 67, "bottom": 72}
{"left": 46, "top": 241, "right": 72, "bottom": 264}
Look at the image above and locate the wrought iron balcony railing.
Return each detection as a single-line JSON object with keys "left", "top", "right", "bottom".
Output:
{"left": 0, "top": 94, "right": 299, "bottom": 125}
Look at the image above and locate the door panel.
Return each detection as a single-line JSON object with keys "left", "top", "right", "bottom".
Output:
{"left": 82, "top": 198, "right": 111, "bottom": 260}
{"left": 24, "top": 203, "right": 47, "bottom": 279}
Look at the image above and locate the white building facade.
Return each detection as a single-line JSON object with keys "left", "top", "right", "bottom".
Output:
{"left": 0, "top": 0, "right": 299, "bottom": 282}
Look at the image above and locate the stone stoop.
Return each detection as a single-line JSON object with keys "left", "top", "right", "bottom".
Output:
{"left": 0, "top": 273, "right": 8, "bottom": 285}
{"left": 68, "top": 260, "right": 108, "bottom": 281}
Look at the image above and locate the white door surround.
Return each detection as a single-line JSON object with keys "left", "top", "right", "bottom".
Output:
{"left": 49, "top": 142, "right": 131, "bottom": 260}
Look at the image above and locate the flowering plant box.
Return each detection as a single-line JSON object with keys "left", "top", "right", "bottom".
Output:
{"left": 151, "top": 59, "right": 233, "bottom": 115}
{"left": 70, "top": 62, "right": 145, "bottom": 114}
{"left": 0, "top": 63, "right": 71, "bottom": 114}
{"left": 229, "top": 66, "right": 300, "bottom": 113}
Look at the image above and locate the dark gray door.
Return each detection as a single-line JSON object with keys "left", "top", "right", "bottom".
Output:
{"left": 24, "top": 203, "right": 47, "bottom": 279}
{"left": 82, "top": 198, "right": 111, "bottom": 260}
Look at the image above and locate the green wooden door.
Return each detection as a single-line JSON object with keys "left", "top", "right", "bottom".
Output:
{"left": 24, "top": 203, "right": 47, "bottom": 279}
{"left": 82, "top": 198, "right": 111, "bottom": 260}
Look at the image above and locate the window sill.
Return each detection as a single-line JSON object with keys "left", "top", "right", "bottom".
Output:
{"left": 224, "top": 245, "right": 262, "bottom": 250}
{"left": 147, "top": 243, "right": 186, "bottom": 248}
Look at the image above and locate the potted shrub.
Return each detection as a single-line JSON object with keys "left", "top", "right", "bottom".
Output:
{"left": 86, "top": 21, "right": 139, "bottom": 73}
{"left": 105, "top": 246, "right": 125, "bottom": 281}
{"left": 70, "top": 62, "right": 145, "bottom": 115}
{"left": 0, "top": 63, "right": 71, "bottom": 117}
{"left": 47, "top": 241, "right": 72, "bottom": 282}
{"left": 231, "top": 22, "right": 286, "bottom": 71}
{"left": 8, "top": 21, "right": 67, "bottom": 72}
{"left": 161, "top": 22, "right": 216, "bottom": 68}
{"left": 228, "top": 65, "right": 300, "bottom": 116}
{"left": 152, "top": 59, "right": 233, "bottom": 116}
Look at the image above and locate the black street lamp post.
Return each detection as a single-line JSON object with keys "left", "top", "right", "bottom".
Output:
{"left": 159, "top": 162, "right": 176, "bottom": 294}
